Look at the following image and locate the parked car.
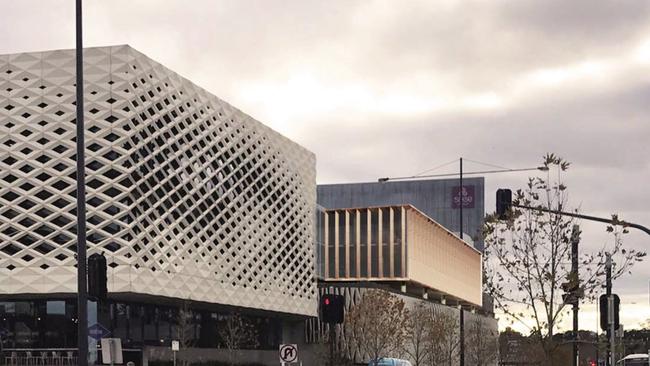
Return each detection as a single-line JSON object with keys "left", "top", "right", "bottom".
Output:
{"left": 616, "top": 353, "right": 649, "bottom": 366}
{"left": 368, "top": 358, "right": 413, "bottom": 366}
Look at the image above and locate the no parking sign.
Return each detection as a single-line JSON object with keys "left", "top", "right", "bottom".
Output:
{"left": 279, "top": 344, "right": 298, "bottom": 364}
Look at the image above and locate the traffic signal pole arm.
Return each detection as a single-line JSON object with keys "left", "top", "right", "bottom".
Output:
{"left": 497, "top": 188, "right": 650, "bottom": 236}
{"left": 510, "top": 203, "right": 650, "bottom": 236}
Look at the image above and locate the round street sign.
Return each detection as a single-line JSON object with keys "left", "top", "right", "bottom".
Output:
{"left": 279, "top": 344, "right": 298, "bottom": 363}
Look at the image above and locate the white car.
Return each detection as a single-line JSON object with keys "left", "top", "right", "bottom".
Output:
{"left": 616, "top": 353, "right": 649, "bottom": 366}
{"left": 368, "top": 358, "right": 413, "bottom": 366}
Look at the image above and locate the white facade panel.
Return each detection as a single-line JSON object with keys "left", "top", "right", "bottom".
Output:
{"left": 0, "top": 45, "right": 317, "bottom": 316}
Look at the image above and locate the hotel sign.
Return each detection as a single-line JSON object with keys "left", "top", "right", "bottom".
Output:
{"left": 452, "top": 185, "right": 475, "bottom": 209}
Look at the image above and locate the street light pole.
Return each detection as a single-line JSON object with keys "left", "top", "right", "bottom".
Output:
{"left": 458, "top": 158, "right": 463, "bottom": 240}
{"left": 75, "top": 1, "right": 88, "bottom": 365}
{"left": 459, "top": 158, "right": 465, "bottom": 366}
{"left": 606, "top": 255, "right": 613, "bottom": 366}
{"left": 571, "top": 225, "right": 580, "bottom": 366}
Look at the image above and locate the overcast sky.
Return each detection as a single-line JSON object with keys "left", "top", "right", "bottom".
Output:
{"left": 2, "top": 0, "right": 649, "bottom": 332}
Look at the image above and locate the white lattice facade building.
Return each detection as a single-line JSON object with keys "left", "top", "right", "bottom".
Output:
{"left": 0, "top": 45, "right": 317, "bottom": 317}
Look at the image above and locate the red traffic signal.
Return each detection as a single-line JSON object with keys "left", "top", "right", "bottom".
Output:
{"left": 320, "top": 294, "right": 344, "bottom": 324}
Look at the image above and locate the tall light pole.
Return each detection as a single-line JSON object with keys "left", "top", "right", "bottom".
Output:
{"left": 459, "top": 157, "right": 464, "bottom": 366}
{"left": 459, "top": 157, "right": 463, "bottom": 240}
{"left": 75, "top": 0, "right": 88, "bottom": 365}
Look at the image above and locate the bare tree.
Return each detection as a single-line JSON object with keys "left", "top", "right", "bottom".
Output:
{"left": 345, "top": 289, "right": 409, "bottom": 365}
{"left": 426, "top": 310, "right": 460, "bottom": 366}
{"left": 404, "top": 303, "right": 434, "bottom": 366}
{"left": 218, "top": 312, "right": 259, "bottom": 366}
{"left": 175, "top": 301, "right": 195, "bottom": 366}
{"left": 465, "top": 315, "right": 498, "bottom": 366}
{"left": 483, "top": 154, "right": 646, "bottom": 365}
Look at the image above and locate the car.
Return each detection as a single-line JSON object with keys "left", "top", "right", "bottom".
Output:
{"left": 368, "top": 358, "right": 413, "bottom": 366}
{"left": 616, "top": 353, "right": 649, "bottom": 366}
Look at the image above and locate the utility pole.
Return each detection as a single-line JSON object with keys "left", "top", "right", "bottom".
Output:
{"left": 75, "top": 1, "right": 88, "bottom": 365}
{"left": 571, "top": 225, "right": 580, "bottom": 366}
{"left": 329, "top": 324, "right": 335, "bottom": 366}
{"left": 606, "top": 254, "right": 615, "bottom": 366}
{"left": 458, "top": 158, "right": 465, "bottom": 366}
{"left": 459, "top": 157, "right": 463, "bottom": 240}
{"left": 596, "top": 302, "right": 600, "bottom": 366}
{"left": 459, "top": 306, "right": 465, "bottom": 366}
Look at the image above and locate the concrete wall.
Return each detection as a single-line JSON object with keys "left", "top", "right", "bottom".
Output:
{"left": 312, "top": 283, "right": 497, "bottom": 366}
{"left": 142, "top": 319, "right": 310, "bottom": 366}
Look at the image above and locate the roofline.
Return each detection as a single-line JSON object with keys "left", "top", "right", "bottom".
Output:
{"left": 0, "top": 44, "right": 132, "bottom": 57}
{"left": 317, "top": 176, "right": 485, "bottom": 187}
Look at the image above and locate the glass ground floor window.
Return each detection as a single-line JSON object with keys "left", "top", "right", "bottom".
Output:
{"left": 0, "top": 298, "right": 282, "bottom": 350}
{"left": 0, "top": 299, "right": 77, "bottom": 349}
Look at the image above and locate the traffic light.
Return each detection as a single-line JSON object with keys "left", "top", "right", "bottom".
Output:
{"left": 561, "top": 278, "right": 583, "bottom": 305}
{"left": 88, "top": 253, "right": 107, "bottom": 300}
{"left": 496, "top": 189, "right": 512, "bottom": 219}
{"left": 320, "top": 294, "right": 344, "bottom": 324}
{"left": 561, "top": 249, "right": 582, "bottom": 306}
{"left": 599, "top": 294, "right": 620, "bottom": 331}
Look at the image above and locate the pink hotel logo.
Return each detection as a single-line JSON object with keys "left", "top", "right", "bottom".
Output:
{"left": 452, "top": 185, "right": 475, "bottom": 209}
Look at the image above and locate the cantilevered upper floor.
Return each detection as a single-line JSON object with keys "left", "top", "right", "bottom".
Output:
{"left": 316, "top": 204, "right": 482, "bottom": 306}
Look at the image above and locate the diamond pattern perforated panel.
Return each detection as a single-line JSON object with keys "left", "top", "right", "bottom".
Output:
{"left": 0, "top": 45, "right": 317, "bottom": 316}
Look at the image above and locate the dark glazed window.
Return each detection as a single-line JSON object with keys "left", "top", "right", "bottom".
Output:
{"left": 359, "top": 209, "right": 368, "bottom": 277}
{"left": 382, "top": 208, "right": 391, "bottom": 277}
{"left": 327, "top": 212, "right": 336, "bottom": 277}
{"left": 394, "top": 208, "right": 403, "bottom": 277}
{"left": 349, "top": 210, "right": 357, "bottom": 278}
{"left": 338, "top": 212, "right": 346, "bottom": 277}
{"left": 112, "top": 303, "right": 129, "bottom": 340}
{"left": 130, "top": 304, "right": 143, "bottom": 343}
{"left": 370, "top": 209, "right": 378, "bottom": 277}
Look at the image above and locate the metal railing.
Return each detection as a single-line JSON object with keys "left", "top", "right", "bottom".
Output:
{"left": 2, "top": 349, "right": 78, "bottom": 366}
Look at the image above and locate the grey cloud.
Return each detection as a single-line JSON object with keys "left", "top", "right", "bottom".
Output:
{"left": 312, "top": 79, "right": 650, "bottom": 184}
{"left": 325, "top": 1, "right": 650, "bottom": 91}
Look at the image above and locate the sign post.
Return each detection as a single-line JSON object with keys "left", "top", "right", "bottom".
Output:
{"left": 171, "top": 340, "right": 180, "bottom": 366}
{"left": 101, "top": 338, "right": 123, "bottom": 366}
